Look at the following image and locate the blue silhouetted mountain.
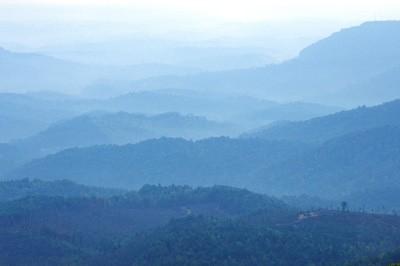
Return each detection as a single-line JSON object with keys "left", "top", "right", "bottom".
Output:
{"left": 336, "top": 66, "right": 400, "bottom": 105}
{"left": 252, "top": 126, "right": 400, "bottom": 198}
{"left": 0, "top": 179, "right": 124, "bottom": 202}
{"left": 105, "top": 89, "right": 340, "bottom": 126}
{"left": 0, "top": 92, "right": 80, "bottom": 142}
{"left": 0, "top": 47, "right": 97, "bottom": 93}
{"left": 0, "top": 143, "right": 24, "bottom": 175}
{"left": 122, "top": 21, "right": 400, "bottom": 105}
{"left": 0, "top": 184, "right": 292, "bottom": 265}
{"left": 2, "top": 183, "right": 400, "bottom": 266}
{"left": 8, "top": 137, "right": 310, "bottom": 189}
{"left": 0, "top": 90, "right": 339, "bottom": 145}
{"left": 15, "top": 112, "right": 236, "bottom": 156}
{"left": 0, "top": 47, "right": 202, "bottom": 94}
{"left": 10, "top": 125, "right": 400, "bottom": 200}
{"left": 243, "top": 99, "right": 400, "bottom": 143}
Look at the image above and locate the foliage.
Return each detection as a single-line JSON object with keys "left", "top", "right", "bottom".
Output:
{"left": 9, "top": 137, "right": 309, "bottom": 189}
{"left": 0, "top": 179, "right": 124, "bottom": 202}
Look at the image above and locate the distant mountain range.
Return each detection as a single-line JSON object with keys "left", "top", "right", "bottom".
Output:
{"left": 253, "top": 125, "right": 400, "bottom": 198}
{"left": 0, "top": 91, "right": 340, "bottom": 143}
{"left": 0, "top": 47, "right": 95, "bottom": 93}
{"left": 40, "top": 38, "right": 275, "bottom": 71}
{"left": 243, "top": 99, "right": 400, "bottom": 143}
{"left": 3, "top": 20, "right": 400, "bottom": 210}
{"left": 0, "top": 144, "right": 23, "bottom": 175}
{"left": 0, "top": 179, "right": 124, "bottom": 202}
{"left": 103, "top": 89, "right": 341, "bottom": 124}
{"left": 246, "top": 100, "right": 400, "bottom": 197}
{"left": 0, "top": 182, "right": 399, "bottom": 265}
{"left": 15, "top": 112, "right": 236, "bottom": 156}
{"left": 0, "top": 47, "right": 201, "bottom": 94}
{"left": 3, "top": 19, "right": 400, "bottom": 266}
{"left": 0, "top": 93, "right": 81, "bottom": 142}
{"left": 8, "top": 99, "right": 400, "bottom": 202}
{"left": 7, "top": 137, "right": 309, "bottom": 189}
{"left": 120, "top": 21, "right": 400, "bottom": 106}
{"left": 2, "top": 21, "right": 400, "bottom": 107}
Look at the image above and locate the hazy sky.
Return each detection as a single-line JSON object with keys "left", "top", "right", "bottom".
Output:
{"left": 2, "top": 0, "right": 400, "bottom": 22}
{"left": 1, "top": 0, "right": 399, "bottom": 55}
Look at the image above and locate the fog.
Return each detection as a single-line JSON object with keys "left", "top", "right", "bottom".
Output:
{"left": 2, "top": 1, "right": 400, "bottom": 265}
{"left": 2, "top": 0, "right": 394, "bottom": 64}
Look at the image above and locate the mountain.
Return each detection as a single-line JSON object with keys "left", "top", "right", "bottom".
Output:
{"left": 41, "top": 38, "right": 274, "bottom": 71}
{"left": 0, "top": 47, "right": 203, "bottom": 94}
{"left": 354, "top": 248, "right": 400, "bottom": 266}
{"left": 1, "top": 184, "right": 400, "bottom": 265}
{"left": 10, "top": 121, "right": 400, "bottom": 201}
{"left": 97, "top": 211, "right": 400, "bottom": 266}
{"left": 3, "top": 21, "right": 400, "bottom": 105}
{"left": 0, "top": 93, "right": 81, "bottom": 142}
{"left": 282, "top": 187, "right": 400, "bottom": 214}
{"left": 12, "top": 124, "right": 400, "bottom": 199}
{"left": 243, "top": 99, "right": 400, "bottom": 143}
{"left": 0, "top": 185, "right": 287, "bottom": 224}
{"left": 244, "top": 101, "right": 341, "bottom": 123}
{"left": 252, "top": 126, "right": 400, "bottom": 198}
{"left": 105, "top": 89, "right": 277, "bottom": 122}
{"left": 331, "top": 65, "right": 400, "bottom": 105}
{"left": 0, "top": 179, "right": 124, "bottom": 202}
{"left": 8, "top": 137, "right": 310, "bottom": 189}
{"left": 0, "top": 47, "right": 97, "bottom": 93}
{"left": 121, "top": 21, "right": 400, "bottom": 105}
{"left": 15, "top": 112, "right": 237, "bottom": 157}
{"left": 104, "top": 89, "right": 340, "bottom": 126}
{"left": 0, "top": 185, "right": 290, "bottom": 266}
{"left": 0, "top": 144, "right": 24, "bottom": 175}
{"left": 0, "top": 90, "right": 339, "bottom": 144}
{"left": 83, "top": 64, "right": 202, "bottom": 98}
{"left": 344, "top": 187, "right": 400, "bottom": 214}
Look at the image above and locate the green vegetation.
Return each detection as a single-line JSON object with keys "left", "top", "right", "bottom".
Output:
{"left": 98, "top": 211, "right": 400, "bottom": 266}
{"left": 17, "top": 112, "right": 235, "bottom": 156}
{"left": 0, "top": 184, "right": 399, "bottom": 265}
{"left": 244, "top": 99, "right": 400, "bottom": 143}
{"left": 254, "top": 125, "right": 400, "bottom": 198}
{"left": 0, "top": 179, "right": 124, "bottom": 201}
{"left": 8, "top": 137, "right": 309, "bottom": 189}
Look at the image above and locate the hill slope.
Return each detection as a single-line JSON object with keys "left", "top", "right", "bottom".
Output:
{"left": 16, "top": 112, "right": 236, "bottom": 156}
{"left": 0, "top": 179, "right": 124, "bottom": 202}
{"left": 253, "top": 126, "right": 400, "bottom": 198}
{"left": 8, "top": 137, "right": 310, "bottom": 189}
{"left": 124, "top": 21, "right": 400, "bottom": 105}
{"left": 0, "top": 93, "right": 81, "bottom": 142}
{"left": 97, "top": 211, "right": 400, "bottom": 266}
{"left": 105, "top": 90, "right": 340, "bottom": 126}
{"left": 244, "top": 99, "right": 400, "bottom": 143}
{"left": 0, "top": 47, "right": 96, "bottom": 93}
{"left": 0, "top": 47, "right": 202, "bottom": 94}
{"left": 0, "top": 185, "right": 290, "bottom": 266}
{"left": 1, "top": 185, "right": 400, "bottom": 266}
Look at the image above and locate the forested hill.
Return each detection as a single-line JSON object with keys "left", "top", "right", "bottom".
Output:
{"left": 0, "top": 183, "right": 400, "bottom": 265}
{"left": 96, "top": 211, "right": 400, "bottom": 266}
{"left": 8, "top": 137, "right": 310, "bottom": 189}
{"left": 252, "top": 125, "right": 400, "bottom": 198}
{"left": 16, "top": 111, "right": 234, "bottom": 156}
{"left": 0, "top": 179, "right": 125, "bottom": 202}
{"left": 10, "top": 125, "right": 400, "bottom": 201}
{"left": 0, "top": 185, "right": 293, "bottom": 266}
{"left": 244, "top": 99, "right": 400, "bottom": 143}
